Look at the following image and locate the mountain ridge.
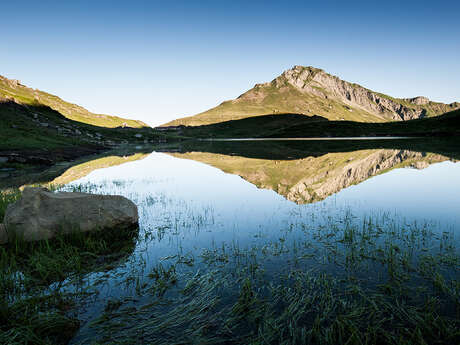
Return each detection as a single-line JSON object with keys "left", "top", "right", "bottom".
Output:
{"left": 163, "top": 66, "right": 459, "bottom": 126}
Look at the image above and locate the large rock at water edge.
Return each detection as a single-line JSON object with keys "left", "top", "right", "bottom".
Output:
{"left": 3, "top": 187, "right": 139, "bottom": 242}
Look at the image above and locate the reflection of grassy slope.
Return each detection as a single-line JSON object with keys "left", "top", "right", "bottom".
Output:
{"left": 169, "top": 150, "right": 449, "bottom": 204}
{"left": 0, "top": 76, "right": 146, "bottom": 128}
{"left": 0, "top": 148, "right": 153, "bottom": 189}
{"left": 50, "top": 153, "right": 149, "bottom": 185}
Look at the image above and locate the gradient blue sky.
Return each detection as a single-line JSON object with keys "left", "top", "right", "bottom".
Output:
{"left": 2, "top": 1, "right": 459, "bottom": 126}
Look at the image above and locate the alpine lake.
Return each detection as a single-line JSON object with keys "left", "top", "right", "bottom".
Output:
{"left": 1, "top": 138, "right": 459, "bottom": 345}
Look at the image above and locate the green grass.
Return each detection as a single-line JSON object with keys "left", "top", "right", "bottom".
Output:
{"left": 0, "top": 76, "right": 146, "bottom": 128}
{"left": 165, "top": 83, "right": 386, "bottom": 126}
{"left": 0, "top": 188, "right": 139, "bottom": 345}
{"left": 0, "top": 189, "right": 20, "bottom": 219}
{"left": 0, "top": 101, "right": 165, "bottom": 161}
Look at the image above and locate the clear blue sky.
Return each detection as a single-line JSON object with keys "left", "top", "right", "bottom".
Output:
{"left": 2, "top": 0, "right": 459, "bottom": 126}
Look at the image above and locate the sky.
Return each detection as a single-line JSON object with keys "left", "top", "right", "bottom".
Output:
{"left": 2, "top": 0, "right": 459, "bottom": 126}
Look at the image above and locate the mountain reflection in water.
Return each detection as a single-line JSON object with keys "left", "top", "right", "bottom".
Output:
{"left": 4, "top": 139, "right": 458, "bottom": 205}
{"left": 167, "top": 149, "right": 451, "bottom": 204}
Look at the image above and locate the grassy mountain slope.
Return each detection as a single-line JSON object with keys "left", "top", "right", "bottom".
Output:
{"left": 176, "top": 109, "right": 460, "bottom": 138}
{"left": 164, "top": 66, "right": 459, "bottom": 126}
{"left": 0, "top": 75, "right": 147, "bottom": 128}
{"left": 0, "top": 75, "right": 163, "bottom": 163}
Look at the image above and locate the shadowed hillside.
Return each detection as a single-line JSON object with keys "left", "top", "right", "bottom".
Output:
{"left": 170, "top": 109, "right": 460, "bottom": 139}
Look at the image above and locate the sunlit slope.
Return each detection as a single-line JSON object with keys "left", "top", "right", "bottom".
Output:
{"left": 164, "top": 66, "right": 459, "bottom": 126}
{"left": 0, "top": 76, "right": 147, "bottom": 128}
{"left": 168, "top": 150, "right": 450, "bottom": 204}
{"left": 49, "top": 153, "right": 149, "bottom": 185}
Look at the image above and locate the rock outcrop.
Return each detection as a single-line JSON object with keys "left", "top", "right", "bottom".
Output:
{"left": 279, "top": 66, "right": 426, "bottom": 121}
{"left": 2, "top": 187, "right": 139, "bottom": 243}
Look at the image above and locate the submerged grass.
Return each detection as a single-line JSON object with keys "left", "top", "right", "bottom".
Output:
{"left": 85, "top": 201, "right": 459, "bottom": 345}
{"left": 1, "top": 185, "right": 459, "bottom": 345}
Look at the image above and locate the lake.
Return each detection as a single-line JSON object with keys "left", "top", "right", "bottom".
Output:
{"left": 3, "top": 139, "right": 460, "bottom": 344}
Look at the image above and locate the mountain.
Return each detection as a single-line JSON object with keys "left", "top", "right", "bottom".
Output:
{"left": 167, "top": 149, "right": 451, "bottom": 204}
{"left": 0, "top": 75, "right": 159, "bottom": 167}
{"left": 163, "top": 66, "right": 459, "bottom": 126}
{"left": 0, "top": 75, "right": 147, "bottom": 128}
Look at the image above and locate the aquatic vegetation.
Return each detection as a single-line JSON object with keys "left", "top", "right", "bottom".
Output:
{"left": 75, "top": 183, "right": 459, "bottom": 344}
{"left": 0, "top": 188, "right": 21, "bottom": 219}
{"left": 1, "top": 156, "right": 459, "bottom": 344}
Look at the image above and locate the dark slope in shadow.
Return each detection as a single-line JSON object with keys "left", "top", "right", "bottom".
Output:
{"left": 165, "top": 110, "right": 460, "bottom": 139}
{"left": 0, "top": 100, "right": 157, "bottom": 158}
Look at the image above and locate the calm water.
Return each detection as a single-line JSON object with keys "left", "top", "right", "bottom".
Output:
{"left": 13, "top": 141, "right": 456, "bottom": 343}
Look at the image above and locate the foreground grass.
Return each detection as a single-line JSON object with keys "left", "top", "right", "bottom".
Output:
{"left": 88, "top": 215, "right": 460, "bottom": 345}
{"left": 0, "top": 189, "right": 139, "bottom": 345}
{"left": 1, "top": 186, "right": 459, "bottom": 345}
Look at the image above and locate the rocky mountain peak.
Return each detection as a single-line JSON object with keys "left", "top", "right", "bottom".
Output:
{"left": 405, "top": 96, "right": 430, "bottom": 105}
{"left": 270, "top": 65, "right": 442, "bottom": 121}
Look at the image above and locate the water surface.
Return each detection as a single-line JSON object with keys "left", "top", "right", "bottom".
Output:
{"left": 52, "top": 141, "right": 460, "bottom": 343}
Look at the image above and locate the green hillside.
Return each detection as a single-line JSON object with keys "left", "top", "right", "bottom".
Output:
{"left": 0, "top": 76, "right": 147, "bottom": 128}
{"left": 163, "top": 66, "right": 459, "bottom": 126}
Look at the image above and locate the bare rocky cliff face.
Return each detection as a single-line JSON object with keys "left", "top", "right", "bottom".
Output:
{"left": 272, "top": 66, "right": 452, "bottom": 121}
